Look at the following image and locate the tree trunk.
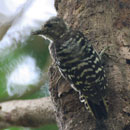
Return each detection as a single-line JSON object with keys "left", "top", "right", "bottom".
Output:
{"left": 49, "top": 0, "right": 130, "bottom": 130}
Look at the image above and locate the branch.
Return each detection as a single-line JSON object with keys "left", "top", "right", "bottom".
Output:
{"left": 0, "top": 97, "right": 56, "bottom": 129}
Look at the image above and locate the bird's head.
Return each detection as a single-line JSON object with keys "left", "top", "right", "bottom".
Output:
{"left": 32, "top": 17, "right": 67, "bottom": 40}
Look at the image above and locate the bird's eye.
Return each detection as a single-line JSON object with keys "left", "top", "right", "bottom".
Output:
{"left": 46, "top": 23, "right": 53, "bottom": 28}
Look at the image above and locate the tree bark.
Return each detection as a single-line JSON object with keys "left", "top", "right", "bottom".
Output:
{"left": 49, "top": 0, "right": 130, "bottom": 130}
{"left": 0, "top": 97, "right": 55, "bottom": 129}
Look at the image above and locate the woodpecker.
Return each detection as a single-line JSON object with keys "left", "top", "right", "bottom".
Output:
{"left": 33, "top": 17, "right": 108, "bottom": 120}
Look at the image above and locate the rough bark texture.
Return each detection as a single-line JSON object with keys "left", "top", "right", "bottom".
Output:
{"left": 0, "top": 97, "right": 55, "bottom": 129}
{"left": 49, "top": 0, "right": 130, "bottom": 130}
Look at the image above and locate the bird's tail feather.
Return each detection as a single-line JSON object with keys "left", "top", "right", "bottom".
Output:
{"left": 84, "top": 98, "right": 108, "bottom": 120}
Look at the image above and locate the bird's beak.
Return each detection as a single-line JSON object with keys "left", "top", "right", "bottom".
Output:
{"left": 32, "top": 30, "right": 43, "bottom": 35}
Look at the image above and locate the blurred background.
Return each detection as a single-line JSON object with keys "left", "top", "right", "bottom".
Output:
{"left": 0, "top": 0, "right": 58, "bottom": 130}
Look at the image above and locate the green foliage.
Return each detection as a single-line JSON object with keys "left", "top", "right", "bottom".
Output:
{"left": 3, "top": 124, "right": 58, "bottom": 130}
{"left": 33, "top": 124, "right": 58, "bottom": 130}
{"left": 0, "top": 35, "right": 58, "bottom": 130}
{"left": 0, "top": 36, "right": 50, "bottom": 101}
